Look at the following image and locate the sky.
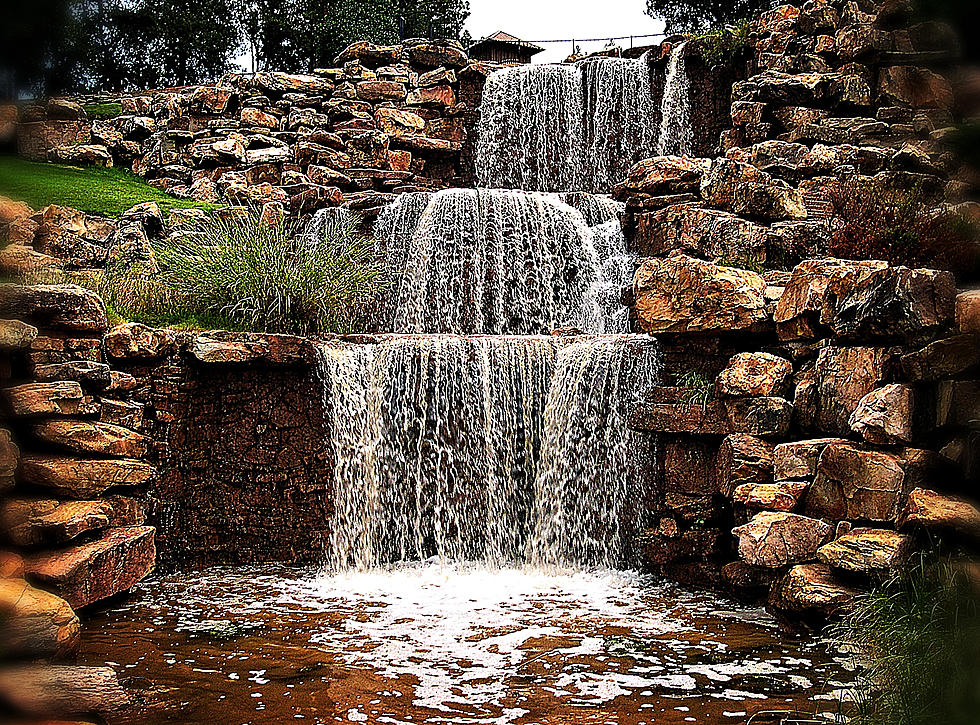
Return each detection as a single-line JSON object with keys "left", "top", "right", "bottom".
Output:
{"left": 465, "top": 0, "right": 667, "bottom": 63}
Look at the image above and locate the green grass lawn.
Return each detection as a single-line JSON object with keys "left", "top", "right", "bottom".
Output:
{"left": 0, "top": 155, "right": 214, "bottom": 217}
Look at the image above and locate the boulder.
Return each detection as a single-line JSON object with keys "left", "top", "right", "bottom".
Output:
{"left": 355, "top": 80, "right": 407, "bottom": 101}
{"left": 700, "top": 157, "right": 807, "bottom": 221}
{"left": 406, "top": 84, "right": 456, "bottom": 107}
{"left": 902, "top": 335, "right": 980, "bottom": 381}
{"left": 715, "top": 352, "right": 793, "bottom": 398}
{"left": 733, "top": 511, "right": 832, "bottom": 568}
{"left": 817, "top": 528, "right": 913, "bottom": 574}
{"left": 612, "top": 156, "right": 711, "bottom": 198}
{"left": 25, "top": 526, "right": 155, "bottom": 609}
{"left": 734, "top": 481, "right": 809, "bottom": 511}
{"left": 725, "top": 397, "right": 794, "bottom": 437}
{"left": 33, "top": 360, "right": 113, "bottom": 388}
{"left": 3, "top": 381, "right": 84, "bottom": 417}
{"left": 1, "top": 498, "right": 111, "bottom": 546}
{"left": 0, "top": 428, "right": 17, "bottom": 492}
{"left": 823, "top": 266, "right": 956, "bottom": 342}
{"left": 717, "top": 434, "right": 774, "bottom": 497}
{"left": 807, "top": 443, "right": 907, "bottom": 522}
{"left": 46, "top": 98, "right": 86, "bottom": 120}
{"left": 0, "top": 284, "right": 108, "bottom": 332}
{"left": 733, "top": 70, "right": 870, "bottom": 107}
{"left": 631, "top": 400, "right": 730, "bottom": 435}
{"left": 240, "top": 107, "right": 279, "bottom": 128}
{"left": 628, "top": 204, "right": 773, "bottom": 264}
{"left": 769, "top": 563, "right": 860, "bottom": 615}
{"left": 334, "top": 41, "right": 405, "bottom": 67}
{"left": 0, "top": 319, "right": 38, "bottom": 350}
{"left": 935, "top": 380, "right": 980, "bottom": 428}
{"left": 810, "top": 346, "right": 892, "bottom": 435}
{"left": 633, "top": 255, "right": 767, "bottom": 334}
{"left": 849, "top": 384, "right": 914, "bottom": 444}
{"left": 103, "top": 322, "right": 177, "bottom": 361}
{"left": 405, "top": 40, "right": 468, "bottom": 68}
{"left": 774, "top": 438, "right": 848, "bottom": 481}
{"left": 19, "top": 456, "right": 156, "bottom": 498}
{"left": 726, "top": 140, "right": 809, "bottom": 177}
{"left": 253, "top": 71, "right": 332, "bottom": 95}
{"left": 48, "top": 144, "right": 113, "bottom": 167}
{"left": 956, "top": 290, "right": 980, "bottom": 334}
{"left": 99, "top": 398, "right": 144, "bottom": 429}
{"left": 0, "top": 665, "right": 130, "bottom": 716}
{"left": 899, "top": 488, "right": 980, "bottom": 540}
{"left": 0, "top": 578, "right": 79, "bottom": 659}
{"left": 31, "top": 420, "right": 148, "bottom": 458}
{"left": 374, "top": 107, "right": 426, "bottom": 137}
{"left": 188, "top": 332, "right": 313, "bottom": 365}
{"left": 878, "top": 65, "right": 954, "bottom": 109}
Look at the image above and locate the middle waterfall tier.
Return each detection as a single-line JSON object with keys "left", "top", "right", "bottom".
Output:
{"left": 318, "top": 334, "right": 660, "bottom": 572}
{"left": 372, "top": 188, "right": 633, "bottom": 336}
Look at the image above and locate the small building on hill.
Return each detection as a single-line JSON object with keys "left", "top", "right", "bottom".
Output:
{"left": 468, "top": 31, "right": 544, "bottom": 64}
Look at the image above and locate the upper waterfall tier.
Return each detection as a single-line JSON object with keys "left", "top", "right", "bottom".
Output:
{"left": 475, "top": 55, "right": 660, "bottom": 194}
{"left": 373, "top": 188, "right": 633, "bottom": 336}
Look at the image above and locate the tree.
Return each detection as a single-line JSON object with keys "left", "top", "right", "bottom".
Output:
{"left": 645, "top": 0, "right": 772, "bottom": 33}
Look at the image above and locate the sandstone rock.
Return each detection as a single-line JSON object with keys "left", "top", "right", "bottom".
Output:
{"left": 0, "top": 579, "right": 79, "bottom": 659}
{"left": 849, "top": 384, "right": 914, "bottom": 444}
{"left": 406, "top": 84, "right": 456, "bottom": 107}
{"left": 956, "top": 290, "right": 980, "bottom": 334}
{"left": 48, "top": 144, "right": 113, "bottom": 167}
{"left": 734, "top": 481, "right": 809, "bottom": 511}
{"left": 724, "top": 397, "right": 794, "bottom": 437}
{"left": 0, "top": 319, "right": 38, "bottom": 350}
{"left": 47, "top": 98, "right": 86, "bottom": 120}
{"left": 188, "top": 332, "right": 313, "bottom": 365}
{"left": 25, "top": 526, "right": 155, "bottom": 608}
{"left": 375, "top": 107, "right": 426, "bottom": 137}
{"left": 0, "top": 284, "right": 108, "bottom": 332}
{"left": 19, "top": 456, "right": 156, "bottom": 498}
{"left": 0, "top": 429, "right": 17, "bottom": 492}
{"left": 189, "top": 84, "right": 234, "bottom": 114}
{"left": 4, "top": 381, "right": 84, "bottom": 417}
{"left": 734, "top": 71, "right": 870, "bottom": 107}
{"left": 878, "top": 65, "right": 954, "bottom": 108}
{"left": 935, "top": 380, "right": 980, "bottom": 428}
{"left": 33, "top": 360, "right": 113, "bottom": 388}
{"left": 631, "top": 400, "right": 730, "bottom": 435}
{"left": 32, "top": 420, "right": 148, "bottom": 458}
{"left": 774, "top": 438, "right": 847, "bottom": 481}
{"left": 240, "top": 107, "right": 279, "bottom": 128}
{"left": 733, "top": 511, "right": 832, "bottom": 568}
{"left": 0, "top": 242, "right": 64, "bottom": 282}
{"left": 902, "top": 335, "right": 980, "bottom": 381}
{"left": 633, "top": 255, "right": 767, "bottom": 334}
{"left": 104, "top": 322, "right": 176, "bottom": 361}
{"left": 716, "top": 352, "right": 793, "bottom": 398}
{"left": 628, "top": 204, "right": 772, "bottom": 264}
{"left": 355, "top": 80, "right": 407, "bottom": 101}
{"left": 335, "top": 41, "right": 404, "bottom": 67}
{"left": 254, "top": 71, "right": 332, "bottom": 95}
{"left": 613, "top": 156, "right": 710, "bottom": 198}
{"left": 769, "top": 563, "right": 859, "bottom": 615}
{"left": 811, "top": 346, "right": 891, "bottom": 435}
{"left": 817, "top": 528, "right": 913, "bottom": 574}
{"left": 700, "top": 157, "right": 807, "bottom": 221}
{"left": 837, "top": 23, "right": 891, "bottom": 59}
{"left": 405, "top": 41, "right": 468, "bottom": 68}
{"left": 899, "top": 488, "right": 980, "bottom": 540}
{"left": 99, "top": 398, "right": 144, "bottom": 430}
{"left": 717, "top": 434, "right": 774, "bottom": 497}
{"left": 823, "top": 266, "right": 956, "bottom": 342}
{"left": 1, "top": 498, "right": 112, "bottom": 547}
{"left": 807, "top": 443, "right": 907, "bottom": 522}
{"left": 0, "top": 664, "right": 130, "bottom": 716}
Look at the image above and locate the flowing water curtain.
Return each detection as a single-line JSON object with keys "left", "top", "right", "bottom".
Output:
{"left": 384, "top": 189, "right": 625, "bottom": 335}
{"left": 655, "top": 42, "right": 693, "bottom": 157}
{"left": 528, "top": 337, "right": 660, "bottom": 569}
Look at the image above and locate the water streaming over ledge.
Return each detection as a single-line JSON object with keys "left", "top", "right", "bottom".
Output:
{"left": 656, "top": 42, "right": 692, "bottom": 157}
{"left": 317, "top": 334, "right": 659, "bottom": 572}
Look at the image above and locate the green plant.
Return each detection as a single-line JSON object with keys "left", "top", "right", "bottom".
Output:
{"left": 692, "top": 19, "right": 751, "bottom": 68}
{"left": 718, "top": 252, "right": 766, "bottom": 274}
{"left": 830, "top": 551, "right": 980, "bottom": 725}
{"left": 677, "top": 369, "right": 714, "bottom": 408}
{"left": 83, "top": 102, "right": 124, "bottom": 119}
{"left": 109, "top": 206, "right": 387, "bottom": 334}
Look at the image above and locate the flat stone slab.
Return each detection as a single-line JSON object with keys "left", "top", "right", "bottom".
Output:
{"left": 19, "top": 456, "right": 157, "bottom": 498}
{"left": 0, "top": 284, "right": 108, "bottom": 333}
{"left": 0, "top": 577, "right": 79, "bottom": 660}
{"left": 0, "top": 664, "right": 130, "bottom": 716}
{"left": 769, "top": 563, "right": 861, "bottom": 615}
{"left": 1, "top": 498, "right": 112, "bottom": 546}
{"left": 733, "top": 511, "right": 832, "bottom": 568}
{"left": 4, "top": 381, "right": 84, "bottom": 417}
{"left": 734, "top": 481, "right": 809, "bottom": 511}
{"left": 817, "top": 528, "right": 913, "bottom": 574}
{"left": 899, "top": 488, "right": 980, "bottom": 540}
{"left": 31, "top": 420, "right": 148, "bottom": 458}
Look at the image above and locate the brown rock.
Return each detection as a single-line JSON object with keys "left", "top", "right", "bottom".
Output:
{"left": 849, "top": 384, "right": 914, "bottom": 444}
{"left": 240, "top": 107, "right": 279, "bottom": 128}
{"left": 406, "top": 84, "right": 456, "bottom": 107}
{"left": 733, "top": 511, "right": 832, "bottom": 568}
{"left": 807, "top": 443, "right": 907, "bottom": 522}
{"left": 188, "top": 332, "right": 312, "bottom": 365}
{"left": 0, "top": 284, "right": 108, "bottom": 332}
{"left": 716, "top": 352, "right": 793, "bottom": 398}
{"left": 103, "top": 322, "right": 176, "bottom": 361}
{"left": 374, "top": 107, "right": 426, "bottom": 137}
{"left": 878, "top": 65, "right": 954, "bottom": 109}
{"left": 355, "top": 80, "right": 407, "bottom": 101}
{"left": 48, "top": 144, "right": 113, "bottom": 167}
{"left": 902, "top": 334, "right": 980, "bottom": 381}
{"left": 812, "top": 346, "right": 891, "bottom": 435}
{"left": 769, "top": 563, "right": 860, "bottom": 615}
{"left": 734, "top": 481, "right": 809, "bottom": 511}
{"left": 613, "top": 156, "right": 711, "bottom": 198}
{"left": 700, "top": 157, "right": 807, "bottom": 221}
{"left": 662, "top": 438, "right": 719, "bottom": 495}
{"left": 405, "top": 41, "right": 468, "bottom": 68}
{"left": 3, "top": 381, "right": 84, "bottom": 417}
{"left": 25, "top": 526, "right": 155, "bottom": 608}
{"left": 334, "top": 41, "right": 404, "bottom": 67}
{"left": 631, "top": 400, "right": 730, "bottom": 435}
{"left": 934, "top": 380, "right": 980, "bottom": 428}
{"left": 31, "top": 420, "right": 148, "bottom": 458}
{"left": 724, "top": 397, "right": 794, "bottom": 437}
{"left": 99, "top": 398, "right": 144, "bottom": 430}
{"left": 33, "top": 360, "right": 113, "bottom": 388}
{"left": 956, "top": 290, "right": 980, "bottom": 334}
{"left": 19, "top": 456, "right": 156, "bottom": 498}
{"left": 774, "top": 438, "right": 847, "bottom": 481}
{"left": 628, "top": 204, "right": 773, "bottom": 264}
{"left": 0, "top": 579, "right": 79, "bottom": 659}
{"left": 1, "top": 498, "right": 111, "bottom": 546}
{"left": 633, "top": 255, "right": 767, "bottom": 334}
{"left": 0, "top": 664, "right": 130, "bottom": 716}
{"left": 0, "top": 319, "right": 38, "bottom": 350}
{"left": 0, "top": 428, "right": 17, "bottom": 492}
{"left": 717, "top": 434, "right": 774, "bottom": 497}
{"left": 899, "top": 488, "right": 980, "bottom": 540}
{"left": 817, "top": 528, "right": 913, "bottom": 574}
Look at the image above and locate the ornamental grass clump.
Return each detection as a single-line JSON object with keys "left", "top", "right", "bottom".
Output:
{"left": 106, "top": 206, "right": 386, "bottom": 333}
{"left": 830, "top": 552, "right": 980, "bottom": 725}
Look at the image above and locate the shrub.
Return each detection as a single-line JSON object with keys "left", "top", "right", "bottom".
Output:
{"left": 83, "top": 102, "right": 124, "bottom": 120}
{"left": 677, "top": 369, "right": 714, "bottom": 408}
{"left": 827, "top": 177, "right": 979, "bottom": 278}
{"left": 830, "top": 552, "right": 980, "bottom": 725}
{"left": 107, "top": 206, "right": 387, "bottom": 334}
{"left": 692, "top": 19, "right": 751, "bottom": 68}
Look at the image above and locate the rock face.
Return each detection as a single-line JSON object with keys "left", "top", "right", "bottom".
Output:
{"left": 817, "top": 528, "right": 913, "bottom": 574}
{"left": 717, "top": 434, "right": 774, "bottom": 497}
{"left": 899, "top": 488, "right": 980, "bottom": 540}
{"left": 633, "top": 255, "right": 767, "bottom": 334}
{"left": 700, "top": 157, "right": 807, "bottom": 220}
{"left": 849, "top": 384, "right": 914, "bottom": 444}
{"left": 31, "top": 420, "right": 149, "bottom": 458}
{"left": 769, "top": 563, "right": 859, "bottom": 615}
{"left": 715, "top": 352, "right": 793, "bottom": 397}
{"left": 0, "top": 664, "right": 130, "bottom": 716}
{"left": 0, "top": 284, "right": 108, "bottom": 332}
{"left": 0, "top": 578, "right": 80, "bottom": 659}
{"left": 807, "top": 443, "right": 907, "bottom": 522}
{"left": 733, "top": 511, "right": 832, "bottom": 567}
{"left": 25, "top": 526, "right": 156, "bottom": 608}
{"left": 19, "top": 456, "right": 156, "bottom": 498}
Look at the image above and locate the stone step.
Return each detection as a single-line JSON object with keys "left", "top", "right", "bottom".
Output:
{"left": 0, "top": 319, "right": 38, "bottom": 350}
{"left": 3, "top": 381, "right": 84, "bottom": 417}
{"left": 817, "top": 527, "right": 913, "bottom": 575}
{"left": 19, "top": 455, "right": 157, "bottom": 499}
{"left": 0, "top": 578, "right": 79, "bottom": 660}
{"left": 1, "top": 498, "right": 112, "bottom": 546}
{"left": 768, "top": 563, "right": 861, "bottom": 617}
{"left": 24, "top": 526, "right": 156, "bottom": 609}
{"left": 631, "top": 397, "right": 792, "bottom": 437}
{"left": 0, "top": 284, "right": 108, "bottom": 333}
{"left": 30, "top": 420, "right": 148, "bottom": 458}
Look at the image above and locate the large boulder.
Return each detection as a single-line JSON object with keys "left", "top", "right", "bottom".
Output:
{"left": 700, "top": 157, "right": 807, "bottom": 221}
{"left": 0, "top": 578, "right": 80, "bottom": 660}
{"left": 48, "top": 144, "right": 113, "bottom": 167}
{"left": 715, "top": 352, "right": 794, "bottom": 398}
{"left": 878, "top": 65, "right": 954, "bottom": 109}
{"left": 902, "top": 334, "right": 980, "bottom": 381}
{"left": 817, "top": 528, "right": 913, "bottom": 575}
{"left": 717, "top": 434, "right": 774, "bottom": 497}
{"left": 3, "top": 381, "right": 84, "bottom": 417}
{"left": 613, "top": 156, "right": 711, "bottom": 198}
{"left": 734, "top": 480, "right": 809, "bottom": 511}
{"left": 733, "top": 70, "right": 870, "bottom": 107}
{"left": 628, "top": 204, "right": 773, "bottom": 264}
{"left": 0, "top": 284, "right": 108, "bottom": 332}
{"left": 733, "top": 511, "right": 832, "bottom": 567}
{"left": 769, "top": 563, "right": 860, "bottom": 615}
{"left": 956, "top": 290, "right": 980, "bottom": 334}
{"left": 849, "top": 384, "right": 914, "bottom": 444}
{"left": 0, "top": 319, "right": 38, "bottom": 350}
{"left": 773, "top": 438, "right": 848, "bottom": 481}
{"left": 807, "top": 346, "right": 892, "bottom": 435}
{"left": 633, "top": 255, "right": 767, "bottom": 334}
{"left": 899, "top": 488, "right": 980, "bottom": 540}
{"left": 103, "top": 322, "right": 177, "bottom": 361}
{"left": 19, "top": 456, "right": 157, "bottom": 498}
{"left": 807, "top": 443, "right": 908, "bottom": 522}
{"left": 31, "top": 420, "right": 148, "bottom": 458}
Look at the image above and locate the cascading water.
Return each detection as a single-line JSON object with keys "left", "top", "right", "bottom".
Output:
{"left": 475, "top": 55, "right": 657, "bottom": 193}
{"left": 372, "top": 188, "right": 633, "bottom": 335}
{"left": 655, "top": 41, "right": 692, "bottom": 157}
{"left": 318, "top": 334, "right": 659, "bottom": 572}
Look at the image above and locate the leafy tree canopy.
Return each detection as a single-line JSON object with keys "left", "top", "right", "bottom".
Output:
{"left": 645, "top": 0, "right": 772, "bottom": 33}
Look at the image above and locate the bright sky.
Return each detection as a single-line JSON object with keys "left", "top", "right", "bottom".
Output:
{"left": 466, "top": 0, "right": 666, "bottom": 63}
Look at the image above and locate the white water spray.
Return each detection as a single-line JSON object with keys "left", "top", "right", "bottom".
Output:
{"left": 655, "top": 42, "right": 693, "bottom": 156}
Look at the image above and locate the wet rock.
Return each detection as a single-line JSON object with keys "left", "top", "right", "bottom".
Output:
{"left": 733, "top": 511, "right": 832, "bottom": 567}
{"left": 0, "top": 319, "right": 38, "bottom": 350}
{"left": 3, "top": 381, "right": 83, "bottom": 417}
{"left": 733, "top": 70, "right": 870, "bottom": 107}
{"left": 631, "top": 400, "right": 730, "bottom": 435}
{"left": 31, "top": 420, "right": 148, "bottom": 458}
{"left": 104, "top": 322, "right": 177, "bottom": 361}
{"left": 48, "top": 144, "right": 113, "bottom": 167}
{"left": 0, "top": 579, "right": 79, "bottom": 659}
{"left": 769, "top": 563, "right": 859, "bottom": 615}
{"left": 633, "top": 255, "right": 767, "bottom": 334}
{"left": 188, "top": 332, "right": 313, "bottom": 365}
{"left": 613, "top": 156, "right": 710, "bottom": 198}
{"left": 734, "top": 481, "right": 809, "bottom": 511}
{"left": 638, "top": 528, "right": 723, "bottom": 565}
{"left": 715, "top": 352, "right": 793, "bottom": 398}
{"left": 33, "top": 360, "right": 113, "bottom": 389}
{"left": 878, "top": 65, "right": 954, "bottom": 108}
{"left": 629, "top": 204, "right": 773, "bottom": 264}
{"left": 956, "top": 290, "right": 980, "bottom": 334}
{"left": 19, "top": 456, "right": 156, "bottom": 498}
{"left": 717, "top": 434, "right": 774, "bottom": 497}
{"left": 700, "top": 157, "right": 807, "bottom": 221}
{"left": 0, "top": 664, "right": 130, "bottom": 716}
{"left": 849, "top": 384, "right": 914, "bottom": 444}
{"left": 0, "top": 284, "right": 108, "bottom": 332}
{"left": 724, "top": 397, "right": 794, "bottom": 437}
{"left": 0, "top": 429, "right": 17, "bottom": 492}
{"left": 807, "top": 443, "right": 907, "bottom": 522}
{"left": 810, "top": 346, "right": 892, "bottom": 435}
{"left": 1, "top": 498, "right": 111, "bottom": 546}
{"left": 902, "top": 335, "right": 980, "bottom": 381}
{"left": 25, "top": 525, "right": 156, "bottom": 608}
{"left": 817, "top": 528, "right": 913, "bottom": 574}
{"left": 774, "top": 438, "right": 847, "bottom": 481}
{"left": 721, "top": 560, "right": 778, "bottom": 593}
{"left": 899, "top": 488, "right": 980, "bottom": 540}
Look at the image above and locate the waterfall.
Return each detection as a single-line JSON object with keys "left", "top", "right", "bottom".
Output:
{"left": 319, "top": 334, "right": 659, "bottom": 572}
{"left": 475, "top": 56, "right": 657, "bottom": 193}
{"left": 371, "top": 188, "right": 632, "bottom": 336}
{"left": 655, "top": 42, "right": 692, "bottom": 157}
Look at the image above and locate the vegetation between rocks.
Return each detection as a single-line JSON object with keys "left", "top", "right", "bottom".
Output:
{"left": 691, "top": 19, "right": 751, "bottom": 69}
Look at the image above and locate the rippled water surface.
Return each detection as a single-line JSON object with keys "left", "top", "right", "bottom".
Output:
{"left": 79, "top": 563, "right": 855, "bottom": 724}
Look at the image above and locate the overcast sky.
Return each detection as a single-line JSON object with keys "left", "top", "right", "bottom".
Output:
{"left": 466, "top": 0, "right": 666, "bottom": 63}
